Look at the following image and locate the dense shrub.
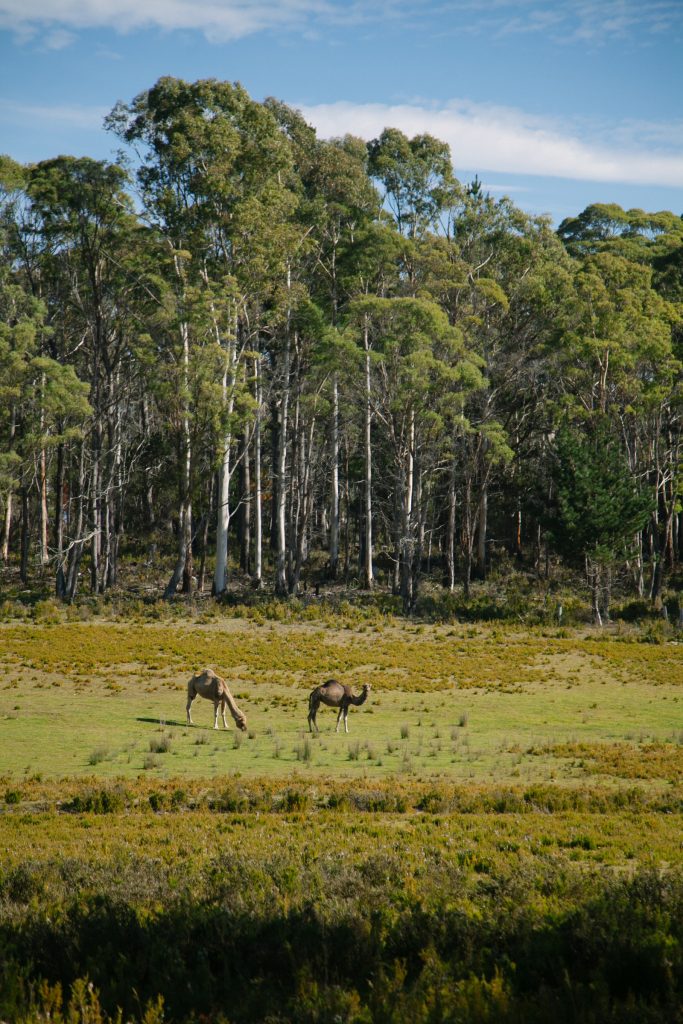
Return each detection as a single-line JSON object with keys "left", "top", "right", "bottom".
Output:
{"left": 2, "top": 777, "right": 682, "bottom": 1021}
{"left": 1, "top": 862, "right": 682, "bottom": 1023}
{"left": 62, "top": 787, "right": 127, "bottom": 814}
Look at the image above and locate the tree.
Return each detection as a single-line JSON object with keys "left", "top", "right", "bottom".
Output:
{"left": 558, "top": 203, "right": 683, "bottom": 270}
{"left": 0, "top": 263, "right": 91, "bottom": 590}
{"left": 551, "top": 252, "right": 679, "bottom": 601}
{"left": 546, "top": 420, "right": 652, "bottom": 624}
{"left": 108, "top": 77, "right": 298, "bottom": 596}
{"left": 346, "top": 295, "right": 480, "bottom": 609}
{"left": 367, "top": 129, "right": 459, "bottom": 240}
{"left": 20, "top": 156, "right": 140, "bottom": 594}
{"left": 295, "top": 133, "right": 380, "bottom": 578}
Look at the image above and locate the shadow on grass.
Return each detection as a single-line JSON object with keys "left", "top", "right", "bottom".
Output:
{"left": 136, "top": 717, "right": 187, "bottom": 728}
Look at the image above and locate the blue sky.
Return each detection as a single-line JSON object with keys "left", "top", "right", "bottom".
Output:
{"left": 1, "top": 0, "right": 682, "bottom": 223}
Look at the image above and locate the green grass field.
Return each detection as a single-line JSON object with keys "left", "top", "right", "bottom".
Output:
{"left": 1, "top": 615, "right": 682, "bottom": 1023}
{"left": 1, "top": 617, "right": 681, "bottom": 784}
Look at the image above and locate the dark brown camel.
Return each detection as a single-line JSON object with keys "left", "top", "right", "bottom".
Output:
{"left": 186, "top": 669, "right": 248, "bottom": 731}
{"left": 307, "top": 679, "right": 371, "bottom": 734}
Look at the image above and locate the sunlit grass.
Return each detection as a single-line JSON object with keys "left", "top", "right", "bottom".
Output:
{"left": 0, "top": 618, "right": 680, "bottom": 785}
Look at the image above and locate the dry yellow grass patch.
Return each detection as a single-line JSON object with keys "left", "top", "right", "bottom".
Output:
{"left": 539, "top": 741, "right": 683, "bottom": 781}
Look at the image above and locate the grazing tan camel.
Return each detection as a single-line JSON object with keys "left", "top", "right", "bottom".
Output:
{"left": 186, "top": 669, "right": 248, "bottom": 731}
{"left": 307, "top": 679, "right": 371, "bottom": 734}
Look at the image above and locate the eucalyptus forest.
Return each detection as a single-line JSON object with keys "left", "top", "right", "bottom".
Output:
{"left": 1, "top": 76, "right": 681, "bottom": 621}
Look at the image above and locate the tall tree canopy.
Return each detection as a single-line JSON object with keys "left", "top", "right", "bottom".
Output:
{"left": 0, "top": 78, "right": 680, "bottom": 617}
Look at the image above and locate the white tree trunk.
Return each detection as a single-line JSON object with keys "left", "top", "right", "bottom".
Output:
{"left": 165, "top": 317, "right": 193, "bottom": 598}
{"left": 275, "top": 300, "right": 291, "bottom": 597}
{"left": 329, "top": 373, "right": 340, "bottom": 577}
{"left": 214, "top": 440, "right": 232, "bottom": 595}
{"left": 363, "top": 317, "right": 373, "bottom": 589}
{"left": 446, "top": 452, "right": 457, "bottom": 591}
{"left": 213, "top": 317, "right": 238, "bottom": 596}
{"left": 39, "top": 449, "right": 49, "bottom": 566}
{"left": 400, "top": 409, "right": 415, "bottom": 609}
{"left": 254, "top": 356, "right": 263, "bottom": 588}
{"left": 2, "top": 403, "right": 16, "bottom": 563}
{"left": 477, "top": 483, "right": 487, "bottom": 578}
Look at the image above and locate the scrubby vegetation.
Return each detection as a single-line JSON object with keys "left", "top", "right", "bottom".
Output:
{"left": 1, "top": 776, "right": 682, "bottom": 1023}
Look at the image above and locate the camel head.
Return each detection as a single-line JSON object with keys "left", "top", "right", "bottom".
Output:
{"left": 235, "top": 713, "right": 248, "bottom": 732}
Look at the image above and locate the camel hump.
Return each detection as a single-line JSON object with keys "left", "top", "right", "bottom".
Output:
{"left": 188, "top": 668, "right": 222, "bottom": 694}
{"left": 320, "top": 678, "right": 345, "bottom": 694}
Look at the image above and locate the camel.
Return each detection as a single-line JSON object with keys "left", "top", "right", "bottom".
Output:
{"left": 307, "top": 679, "right": 371, "bottom": 734}
{"left": 186, "top": 669, "right": 248, "bottom": 731}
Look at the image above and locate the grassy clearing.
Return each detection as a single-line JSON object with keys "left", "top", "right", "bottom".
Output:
{"left": 1, "top": 617, "right": 682, "bottom": 1021}
{"left": 0, "top": 619, "right": 681, "bottom": 785}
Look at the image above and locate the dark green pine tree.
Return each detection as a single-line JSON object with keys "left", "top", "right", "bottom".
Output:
{"left": 547, "top": 419, "right": 653, "bottom": 623}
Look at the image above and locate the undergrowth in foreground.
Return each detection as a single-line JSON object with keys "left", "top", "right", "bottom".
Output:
{"left": 1, "top": 776, "right": 682, "bottom": 1023}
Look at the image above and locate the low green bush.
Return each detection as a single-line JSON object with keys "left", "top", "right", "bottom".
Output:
{"left": 62, "top": 787, "right": 127, "bottom": 814}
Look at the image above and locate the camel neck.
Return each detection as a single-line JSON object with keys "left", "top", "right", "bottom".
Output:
{"left": 224, "top": 689, "right": 244, "bottom": 724}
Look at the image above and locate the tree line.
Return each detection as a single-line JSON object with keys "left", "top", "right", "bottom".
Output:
{"left": 1, "top": 76, "right": 681, "bottom": 620}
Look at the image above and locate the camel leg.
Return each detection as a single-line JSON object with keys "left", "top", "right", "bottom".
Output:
{"left": 213, "top": 700, "right": 220, "bottom": 729}
{"left": 186, "top": 693, "right": 195, "bottom": 725}
{"left": 221, "top": 699, "right": 228, "bottom": 729}
{"left": 335, "top": 707, "right": 343, "bottom": 733}
{"left": 343, "top": 707, "right": 349, "bottom": 733}
{"left": 308, "top": 701, "right": 319, "bottom": 733}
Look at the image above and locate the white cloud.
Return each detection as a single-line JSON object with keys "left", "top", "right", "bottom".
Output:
{"left": 0, "top": 98, "right": 108, "bottom": 129}
{"left": 299, "top": 99, "right": 683, "bottom": 189}
{"left": 441, "top": 0, "right": 683, "bottom": 44}
{"left": 0, "top": 0, "right": 344, "bottom": 41}
{"left": 0, "top": 0, "right": 680, "bottom": 45}
{"left": 42, "top": 27, "right": 75, "bottom": 49}
{"left": 3, "top": 93, "right": 681, "bottom": 194}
